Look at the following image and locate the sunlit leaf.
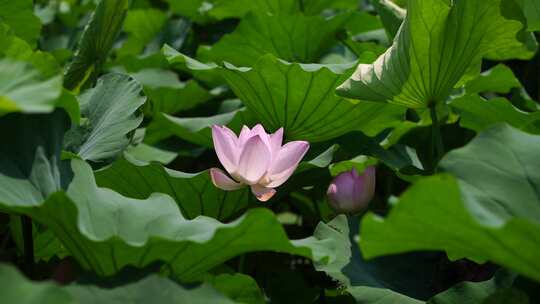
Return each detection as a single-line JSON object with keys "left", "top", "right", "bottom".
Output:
{"left": 218, "top": 55, "right": 405, "bottom": 142}
{"left": 337, "top": 0, "right": 533, "bottom": 108}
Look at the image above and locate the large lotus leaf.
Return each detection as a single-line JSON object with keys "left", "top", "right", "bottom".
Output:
{"left": 95, "top": 156, "right": 251, "bottom": 221}
{"left": 0, "top": 59, "right": 62, "bottom": 115}
{"left": 450, "top": 95, "right": 540, "bottom": 134}
{"left": 0, "top": 112, "right": 345, "bottom": 278}
{"left": 64, "top": 0, "right": 129, "bottom": 91}
{"left": 317, "top": 217, "right": 525, "bottom": 303}
{"left": 337, "top": 0, "right": 533, "bottom": 108}
{"left": 1, "top": 159, "right": 348, "bottom": 280}
{"left": 439, "top": 125, "right": 540, "bottom": 226}
{"left": 64, "top": 73, "right": 145, "bottom": 163}
{"left": 218, "top": 54, "right": 405, "bottom": 142}
{"left": 314, "top": 216, "right": 443, "bottom": 301}
{"left": 0, "top": 0, "right": 41, "bottom": 46}
{"left": 0, "top": 264, "right": 236, "bottom": 304}
{"left": 360, "top": 125, "right": 540, "bottom": 282}
{"left": 202, "top": 13, "right": 351, "bottom": 66}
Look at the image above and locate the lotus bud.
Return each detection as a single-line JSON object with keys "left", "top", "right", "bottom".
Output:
{"left": 210, "top": 124, "right": 309, "bottom": 202}
{"left": 327, "top": 167, "right": 376, "bottom": 214}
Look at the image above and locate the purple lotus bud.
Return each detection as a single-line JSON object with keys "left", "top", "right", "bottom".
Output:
{"left": 327, "top": 167, "right": 376, "bottom": 214}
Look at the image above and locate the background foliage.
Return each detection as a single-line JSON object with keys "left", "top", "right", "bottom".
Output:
{"left": 0, "top": 0, "right": 539, "bottom": 303}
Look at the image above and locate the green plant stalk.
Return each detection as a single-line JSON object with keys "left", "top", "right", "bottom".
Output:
{"left": 21, "top": 216, "right": 34, "bottom": 277}
{"left": 429, "top": 105, "right": 444, "bottom": 172}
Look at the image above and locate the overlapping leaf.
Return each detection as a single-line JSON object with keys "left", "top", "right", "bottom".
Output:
{"left": 0, "top": 23, "right": 60, "bottom": 77}
{"left": 337, "top": 0, "right": 534, "bottom": 108}
{"left": 360, "top": 125, "right": 540, "bottom": 281}
{"left": 95, "top": 156, "right": 252, "bottom": 221}
{"left": 0, "top": 264, "right": 236, "bottom": 304}
{"left": 215, "top": 54, "right": 405, "bottom": 142}
{"left": 450, "top": 95, "right": 540, "bottom": 134}
{"left": 165, "top": 47, "right": 406, "bottom": 145}
{"left": 146, "top": 107, "right": 254, "bottom": 147}
{"left": 129, "top": 68, "right": 216, "bottom": 116}
{"left": 64, "top": 0, "right": 129, "bottom": 91}
{"left": 64, "top": 73, "right": 145, "bottom": 163}
{"left": 0, "top": 111, "right": 345, "bottom": 279}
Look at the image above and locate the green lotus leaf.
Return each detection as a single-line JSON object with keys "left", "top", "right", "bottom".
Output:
{"left": 0, "top": 22, "right": 60, "bottom": 78}
{"left": 129, "top": 68, "right": 216, "bottom": 116}
{"left": 0, "top": 111, "right": 345, "bottom": 279}
{"left": 95, "top": 156, "right": 252, "bottom": 221}
{"left": 202, "top": 13, "right": 351, "bottom": 66}
{"left": 450, "top": 95, "right": 540, "bottom": 134}
{"left": 119, "top": 9, "right": 168, "bottom": 56}
{"left": 219, "top": 55, "right": 405, "bottom": 142}
{"left": 516, "top": 0, "right": 540, "bottom": 31}
{"left": 360, "top": 125, "right": 540, "bottom": 282}
{"left": 64, "top": 73, "right": 146, "bottom": 163}
{"left": 337, "top": 0, "right": 534, "bottom": 108}
{"left": 0, "top": 59, "right": 62, "bottom": 116}
{"left": 64, "top": 0, "right": 129, "bottom": 92}
{"left": 0, "top": 0, "right": 41, "bottom": 46}
{"left": 0, "top": 264, "right": 236, "bottom": 304}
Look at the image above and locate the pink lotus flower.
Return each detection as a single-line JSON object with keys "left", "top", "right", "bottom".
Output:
{"left": 327, "top": 167, "right": 376, "bottom": 214}
{"left": 210, "top": 124, "right": 309, "bottom": 202}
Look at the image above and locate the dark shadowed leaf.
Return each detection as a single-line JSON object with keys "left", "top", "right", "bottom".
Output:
{"left": 0, "top": 264, "right": 236, "bottom": 304}
{"left": 64, "top": 0, "right": 129, "bottom": 91}
{"left": 360, "top": 125, "right": 540, "bottom": 282}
